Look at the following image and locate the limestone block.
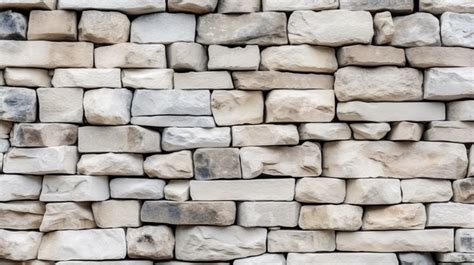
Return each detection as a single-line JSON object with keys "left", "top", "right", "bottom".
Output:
{"left": 168, "top": 0, "right": 218, "bottom": 13}
{"left": 339, "top": 0, "right": 413, "bottom": 13}
{"left": 424, "top": 121, "right": 474, "bottom": 143}
{"left": 40, "top": 175, "right": 109, "bottom": 202}
{"left": 11, "top": 123, "right": 76, "bottom": 147}
{"left": 337, "top": 45, "right": 405, "bottom": 66}
{"left": 110, "top": 178, "right": 165, "bottom": 200}
{"left": 131, "top": 13, "right": 195, "bottom": 44}
{"left": 436, "top": 252, "right": 474, "bottom": 263}
{"left": 211, "top": 90, "right": 263, "bottom": 125}
{"left": 164, "top": 180, "right": 190, "bottom": 202}
{"left": 424, "top": 67, "right": 474, "bottom": 100}
{"left": 0, "top": 87, "right": 37, "bottom": 122}
{"left": 52, "top": 68, "right": 121, "bottom": 88}
{"left": 233, "top": 71, "right": 334, "bottom": 90}
{"left": 39, "top": 202, "right": 96, "bottom": 232}
{"left": 345, "top": 178, "right": 401, "bottom": 205}
{"left": 0, "top": 229, "right": 43, "bottom": 261}
{"left": 4, "top": 68, "right": 51, "bottom": 87}
{"left": 374, "top": 11, "right": 394, "bottom": 45}
{"left": 132, "top": 90, "right": 211, "bottom": 116}
{"left": 238, "top": 201, "right": 300, "bottom": 227}
{"left": 174, "top": 71, "right": 233, "bottom": 89}
{"left": 263, "top": 0, "right": 338, "bottom": 11}
{"left": 162, "top": 127, "right": 230, "bottom": 151}
{"left": 0, "top": 121, "right": 11, "bottom": 138}
{"left": 28, "top": 10, "right": 77, "bottom": 41}
{"left": 441, "top": 12, "right": 474, "bottom": 48}
{"left": 208, "top": 45, "right": 260, "bottom": 70}
{"left": 194, "top": 148, "right": 241, "bottom": 179}
{"left": 362, "top": 203, "right": 426, "bottom": 230}
{"left": 295, "top": 177, "right": 345, "bottom": 203}
{"left": 144, "top": 151, "right": 193, "bottom": 179}
{"left": 84, "top": 88, "right": 132, "bottom": 125}
{"left": 92, "top": 200, "right": 141, "bottom": 228}
{"left": 0, "top": 174, "right": 42, "bottom": 201}
{"left": 453, "top": 178, "right": 474, "bottom": 203}
{"left": 0, "top": 201, "right": 45, "bottom": 230}
{"left": 406, "top": 47, "right": 474, "bottom": 68}
{"left": 455, "top": 229, "right": 474, "bottom": 252}
{"left": 37, "top": 87, "right": 83, "bottom": 123}
{"left": 122, "top": 69, "right": 172, "bottom": 89}
{"left": 350, "top": 123, "right": 391, "bottom": 140}
{"left": 57, "top": 0, "right": 166, "bottom": 15}
{"left": 398, "top": 253, "right": 435, "bottom": 265}
{"left": 0, "top": 10, "right": 26, "bottom": 40}
{"left": 126, "top": 226, "right": 174, "bottom": 260}
{"left": 287, "top": 253, "right": 398, "bottom": 265}
{"left": 388, "top": 121, "right": 424, "bottom": 141}
{"left": 299, "top": 123, "right": 351, "bottom": 141}
{"left": 391, "top": 13, "right": 440, "bottom": 47}
{"left": 0, "top": 0, "right": 56, "bottom": 9}
{"left": 78, "top": 11, "right": 129, "bottom": 44}
{"left": 95, "top": 43, "right": 166, "bottom": 68}
{"left": 234, "top": 254, "right": 285, "bottom": 265}
{"left": 168, "top": 42, "right": 207, "bottom": 71}
{"left": 217, "top": 0, "right": 260, "bottom": 13}
{"left": 268, "top": 230, "right": 335, "bottom": 252}
{"left": 232, "top": 124, "right": 299, "bottom": 147}
{"left": 77, "top": 153, "right": 143, "bottom": 176}
{"left": 426, "top": 203, "right": 474, "bottom": 228}
{"left": 448, "top": 101, "right": 474, "bottom": 121}
{"left": 299, "top": 205, "right": 363, "bottom": 230}
{"left": 402, "top": 179, "right": 453, "bottom": 203}
{"left": 420, "top": 0, "right": 474, "bottom": 14}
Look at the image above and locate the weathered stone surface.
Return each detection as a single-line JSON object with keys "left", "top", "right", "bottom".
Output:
{"left": 133, "top": 115, "right": 214, "bottom": 128}
{"left": 0, "top": 0, "right": 56, "bottom": 10}
{"left": 234, "top": 254, "right": 285, "bottom": 265}
{"left": 84, "top": 88, "right": 132, "bottom": 125}
{"left": 126, "top": 226, "right": 174, "bottom": 260}
{"left": 190, "top": 178, "right": 295, "bottom": 201}
{"left": 398, "top": 253, "right": 435, "bottom": 265}
{"left": 295, "top": 177, "right": 345, "bottom": 203}
{"left": 426, "top": 203, "right": 474, "bottom": 228}
{"left": 92, "top": 200, "right": 141, "bottom": 228}
{"left": 287, "top": 253, "right": 398, "bottom": 265}
{"left": 337, "top": 101, "right": 446, "bottom": 122}
{"left": 232, "top": 124, "right": 299, "bottom": 147}
{"left": 0, "top": 229, "right": 43, "bottom": 261}
{"left": 261, "top": 45, "right": 337, "bottom": 73}
{"left": 4, "top": 68, "right": 51, "bottom": 87}
{"left": 455, "top": 229, "right": 474, "bottom": 252}
{"left": 453, "top": 178, "right": 474, "bottom": 203}
{"left": 197, "top": 12, "right": 287, "bottom": 45}
{"left": 388, "top": 121, "right": 424, "bottom": 141}
{"left": 169, "top": 0, "right": 217, "bottom": 13}
{"left": 78, "top": 11, "right": 129, "bottom": 44}
{"left": 240, "top": 142, "right": 321, "bottom": 178}
{"left": 469, "top": 145, "right": 474, "bottom": 177}
{"left": 0, "top": 10, "right": 27, "bottom": 40}
{"left": 0, "top": 201, "right": 45, "bottom": 230}
{"left": 436, "top": 252, "right": 474, "bottom": 263}
{"left": 263, "top": 0, "right": 337, "bottom": 11}
{"left": 441, "top": 12, "right": 474, "bottom": 48}
{"left": 268, "top": 230, "right": 335, "bottom": 252}
{"left": 233, "top": 71, "right": 334, "bottom": 90}
{"left": 110, "top": 178, "right": 165, "bottom": 200}
{"left": 288, "top": 10, "right": 373, "bottom": 46}
{"left": 58, "top": 0, "right": 166, "bottom": 15}
{"left": 0, "top": 138, "right": 8, "bottom": 152}
{"left": 132, "top": 90, "right": 211, "bottom": 116}
{"left": 164, "top": 180, "right": 190, "bottom": 202}
{"left": 211, "top": 90, "right": 263, "bottom": 125}
{"left": 350, "top": 123, "right": 391, "bottom": 140}
{"left": 424, "top": 121, "right": 474, "bottom": 143}
{"left": 266, "top": 90, "right": 335, "bottom": 122}
{"left": 0, "top": 121, "right": 11, "bottom": 138}
{"left": 238, "top": 202, "right": 300, "bottom": 227}
{"left": 144, "top": 151, "right": 193, "bottom": 179}
{"left": 336, "top": 229, "right": 454, "bottom": 252}
{"left": 40, "top": 202, "right": 96, "bottom": 232}
{"left": 299, "top": 205, "right": 363, "bottom": 230}
{"left": 424, "top": 67, "right": 474, "bottom": 100}
{"left": 78, "top": 126, "right": 161, "bottom": 153}
{"left": 77, "top": 153, "right": 143, "bottom": 176}
{"left": 406, "top": 47, "right": 474, "bottom": 68}
{"left": 402, "top": 179, "right": 453, "bottom": 203}
{"left": 323, "top": 141, "right": 467, "bottom": 179}
{"left": 218, "top": 0, "right": 260, "bottom": 13}
{"left": 38, "top": 229, "right": 126, "bottom": 260}
{"left": 52, "top": 68, "right": 121, "bottom": 88}
{"left": 345, "top": 178, "right": 401, "bottom": 205}
{"left": 28, "top": 10, "right": 77, "bottom": 41}
{"left": 337, "top": 45, "right": 405, "bottom": 66}
{"left": 56, "top": 261, "right": 152, "bottom": 265}
{"left": 162, "top": 127, "right": 230, "bottom": 151}
{"left": 174, "top": 71, "right": 233, "bottom": 90}
{"left": 141, "top": 201, "right": 236, "bottom": 225}
{"left": 448, "top": 100, "right": 474, "bottom": 121}
{"left": 208, "top": 45, "right": 260, "bottom": 71}
{"left": 37, "top": 87, "right": 83, "bottom": 123}
{"left": 168, "top": 42, "right": 207, "bottom": 71}
{"left": 176, "top": 226, "right": 266, "bottom": 261}
{"left": 0, "top": 40, "right": 93, "bottom": 68}
{"left": 339, "top": 0, "right": 413, "bottom": 13}
{"left": 420, "top": 0, "right": 474, "bottom": 14}
{"left": 131, "top": 13, "right": 195, "bottom": 44}
{"left": 391, "top": 13, "right": 440, "bottom": 47}
{"left": 122, "top": 69, "right": 172, "bottom": 89}
{"left": 0, "top": 174, "right": 42, "bottom": 201}
{"left": 335, "top": 66, "right": 422, "bottom": 101}
{"left": 40, "top": 175, "right": 109, "bottom": 202}
{"left": 299, "top": 123, "right": 351, "bottom": 141}
{"left": 194, "top": 148, "right": 241, "bottom": 179}
{"left": 362, "top": 203, "right": 426, "bottom": 230}
{"left": 95, "top": 43, "right": 166, "bottom": 68}
{"left": 0, "top": 87, "right": 37, "bottom": 122}
{"left": 4, "top": 146, "right": 78, "bottom": 175}
{"left": 374, "top": 11, "right": 394, "bottom": 45}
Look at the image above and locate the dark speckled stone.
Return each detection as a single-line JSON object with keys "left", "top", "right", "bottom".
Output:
{"left": 0, "top": 87, "right": 37, "bottom": 122}
{"left": 0, "top": 10, "right": 27, "bottom": 40}
{"left": 193, "top": 147, "right": 241, "bottom": 180}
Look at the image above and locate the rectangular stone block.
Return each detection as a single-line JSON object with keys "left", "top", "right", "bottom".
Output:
{"left": 121, "top": 69, "right": 172, "bottom": 89}
{"left": 441, "top": 12, "right": 473, "bottom": 48}
{"left": 162, "top": 127, "right": 230, "bottom": 151}
{"left": 110, "top": 178, "right": 165, "bottom": 200}
{"left": 58, "top": 0, "right": 166, "bottom": 15}
{"left": 95, "top": 43, "right": 166, "bottom": 68}
{"left": 0, "top": 201, "right": 45, "bottom": 230}
{"left": 238, "top": 202, "right": 300, "bottom": 227}
{"left": 77, "top": 153, "right": 144, "bottom": 176}
{"left": 406, "top": 47, "right": 474, "bottom": 68}
{"left": 287, "top": 253, "right": 398, "bottom": 265}
{"left": 4, "top": 68, "right": 51, "bottom": 88}
{"left": 345, "top": 178, "right": 401, "bottom": 205}
{"left": 208, "top": 45, "right": 260, "bottom": 71}
{"left": 299, "top": 123, "right": 352, "bottom": 141}
{"left": 424, "top": 67, "right": 474, "bottom": 100}
{"left": 131, "top": 13, "right": 195, "bottom": 44}
{"left": 37, "top": 87, "right": 83, "bottom": 123}
{"left": 132, "top": 116, "right": 215, "bottom": 128}
{"left": 40, "top": 202, "right": 96, "bottom": 232}
{"left": 52, "top": 68, "right": 121, "bottom": 88}
{"left": 420, "top": 0, "right": 474, "bottom": 14}
{"left": 0, "top": 229, "right": 43, "bottom": 261}
{"left": 174, "top": 71, "right": 233, "bottom": 89}
{"left": 0, "top": 0, "right": 56, "bottom": 9}
{"left": 233, "top": 71, "right": 334, "bottom": 90}
{"left": 362, "top": 203, "right": 426, "bottom": 230}
{"left": 299, "top": 205, "right": 363, "bottom": 231}
{"left": 339, "top": 0, "right": 414, "bottom": 13}
{"left": 448, "top": 100, "right": 474, "bottom": 121}
{"left": 132, "top": 90, "right": 211, "bottom": 116}
{"left": 456, "top": 229, "right": 474, "bottom": 252}
{"left": 92, "top": 200, "right": 141, "bottom": 228}
{"left": 263, "top": 0, "right": 338, "bottom": 11}
{"left": 401, "top": 179, "right": 453, "bottom": 203}
{"left": 11, "top": 123, "right": 77, "bottom": 147}
{"left": 427, "top": 203, "right": 474, "bottom": 228}
{"left": 337, "top": 45, "right": 406, "bottom": 66}
{"left": 40, "top": 175, "right": 109, "bottom": 202}
{"left": 424, "top": 121, "right": 474, "bottom": 143}
{"left": 28, "top": 10, "right": 77, "bottom": 41}
{"left": 0, "top": 174, "right": 42, "bottom": 201}
{"left": 268, "top": 230, "right": 335, "bottom": 252}
{"left": 0, "top": 87, "right": 37, "bottom": 122}
{"left": 232, "top": 124, "right": 299, "bottom": 147}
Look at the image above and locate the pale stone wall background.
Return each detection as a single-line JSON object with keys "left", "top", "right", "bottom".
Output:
{"left": 0, "top": 0, "right": 473, "bottom": 264}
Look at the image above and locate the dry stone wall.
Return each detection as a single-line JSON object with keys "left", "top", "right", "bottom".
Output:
{"left": 0, "top": 0, "right": 473, "bottom": 264}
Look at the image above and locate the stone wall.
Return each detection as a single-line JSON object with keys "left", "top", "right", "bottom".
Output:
{"left": 0, "top": 0, "right": 473, "bottom": 264}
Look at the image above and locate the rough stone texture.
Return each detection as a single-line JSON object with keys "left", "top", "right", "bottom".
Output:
{"left": 424, "top": 121, "right": 474, "bottom": 143}
{"left": 131, "top": 13, "right": 195, "bottom": 44}
{"left": 4, "top": 68, "right": 51, "bottom": 87}
{"left": 37, "top": 87, "right": 83, "bottom": 123}
{"left": 455, "top": 229, "right": 474, "bottom": 252}
{"left": 132, "top": 90, "right": 211, "bottom": 116}
{"left": 52, "top": 68, "right": 121, "bottom": 88}
{"left": 362, "top": 203, "right": 426, "bottom": 230}
{"left": 468, "top": 145, "right": 474, "bottom": 177}
{"left": 350, "top": 123, "right": 391, "bottom": 140}
{"left": 92, "top": 200, "right": 141, "bottom": 228}
{"left": 232, "top": 124, "right": 299, "bottom": 147}
{"left": 345, "top": 178, "right": 401, "bottom": 205}
{"left": 162, "top": 127, "right": 230, "bottom": 151}
{"left": 0, "top": 87, "right": 37, "bottom": 122}
{"left": 402, "top": 179, "right": 453, "bottom": 203}
{"left": 287, "top": 253, "right": 399, "bottom": 265}
{"left": 426, "top": 203, "right": 474, "bottom": 228}
{"left": 0, "top": 10, "right": 27, "bottom": 40}
{"left": 391, "top": 13, "right": 441, "bottom": 47}
{"left": 441, "top": 12, "right": 474, "bottom": 48}
{"left": 28, "top": 10, "right": 77, "bottom": 41}
{"left": 110, "top": 178, "right": 165, "bottom": 200}
{"left": 218, "top": 0, "right": 260, "bottom": 13}
{"left": 398, "top": 253, "right": 435, "bottom": 265}
{"left": 406, "top": 47, "right": 474, "bottom": 68}
{"left": 388, "top": 121, "right": 424, "bottom": 141}
{"left": 374, "top": 11, "right": 394, "bottom": 45}
{"left": 169, "top": 0, "right": 218, "bottom": 13}
{"left": 424, "top": 67, "right": 474, "bottom": 100}
{"left": 0, "top": 121, "right": 11, "bottom": 138}
{"left": 453, "top": 178, "right": 474, "bottom": 203}
{"left": 164, "top": 180, "right": 190, "bottom": 202}
{"left": 77, "top": 153, "right": 143, "bottom": 176}
{"left": 122, "top": 69, "right": 172, "bottom": 89}
{"left": 268, "top": 230, "right": 335, "bottom": 252}
{"left": 40, "top": 202, "right": 96, "bottom": 232}
{"left": 0, "top": 0, "right": 56, "bottom": 10}
{"left": 40, "top": 175, "right": 109, "bottom": 202}
{"left": 194, "top": 148, "right": 241, "bottom": 179}
{"left": 126, "top": 226, "right": 174, "bottom": 260}
{"left": 168, "top": 42, "right": 207, "bottom": 71}
{"left": 295, "top": 177, "right": 345, "bottom": 203}
{"left": 420, "top": 0, "right": 474, "bottom": 14}
{"left": 174, "top": 71, "right": 233, "bottom": 89}
{"left": 211, "top": 90, "right": 263, "bottom": 126}
{"left": 448, "top": 100, "right": 474, "bottom": 121}
{"left": 208, "top": 45, "right": 260, "bottom": 71}
{"left": 0, "top": 229, "right": 43, "bottom": 261}
{"left": 263, "top": 0, "right": 337, "bottom": 11}
{"left": 337, "top": 45, "right": 405, "bottom": 66}
{"left": 78, "top": 11, "right": 130, "bottom": 44}
{"left": 57, "top": 0, "right": 166, "bottom": 15}
{"left": 0, "top": 174, "right": 42, "bottom": 201}
{"left": 339, "top": 0, "right": 414, "bottom": 13}
{"left": 234, "top": 254, "right": 286, "bottom": 265}
{"left": 144, "top": 151, "right": 193, "bottom": 179}
{"left": 436, "top": 252, "right": 474, "bottom": 263}
{"left": 238, "top": 202, "right": 300, "bottom": 227}
{"left": 84, "top": 88, "right": 132, "bottom": 125}
{"left": 95, "top": 43, "right": 166, "bottom": 68}
{"left": 233, "top": 71, "right": 334, "bottom": 90}
{"left": 11, "top": 123, "right": 76, "bottom": 147}
{"left": 299, "top": 205, "right": 363, "bottom": 230}
{"left": 299, "top": 123, "right": 352, "bottom": 141}
{"left": 0, "top": 201, "right": 45, "bottom": 230}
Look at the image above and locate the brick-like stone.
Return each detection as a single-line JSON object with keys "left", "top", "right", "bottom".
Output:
{"left": 57, "top": 0, "right": 166, "bottom": 15}
{"left": 194, "top": 148, "right": 241, "bottom": 180}
{"left": 122, "top": 69, "right": 172, "bottom": 89}
{"left": 299, "top": 205, "right": 363, "bottom": 230}
{"left": 144, "top": 151, "right": 193, "bottom": 179}
{"left": 374, "top": 11, "right": 394, "bottom": 45}
{"left": 126, "top": 225, "right": 174, "bottom": 260}
{"left": 406, "top": 47, "right": 474, "bottom": 68}
{"left": 0, "top": 229, "right": 43, "bottom": 261}
{"left": 350, "top": 123, "right": 391, "bottom": 140}
{"left": 92, "top": 200, "right": 141, "bottom": 228}
{"left": 455, "top": 229, "right": 474, "bottom": 252}
{"left": 391, "top": 13, "right": 440, "bottom": 47}
{"left": 208, "top": 45, "right": 260, "bottom": 71}
{"left": 168, "top": 42, "right": 207, "bottom": 71}
{"left": 263, "top": 0, "right": 337, "bottom": 11}
{"left": 295, "top": 177, "right": 345, "bottom": 203}
{"left": 110, "top": 178, "right": 165, "bottom": 200}
{"left": 424, "top": 67, "right": 474, "bottom": 100}
{"left": 453, "top": 178, "right": 474, "bottom": 203}
{"left": 420, "top": 0, "right": 474, "bottom": 14}
{"left": 164, "top": 180, "right": 190, "bottom": 202}
{"left": 345, "top": 178, "right": 401, "bottom": 205}
{"left": 233, "top": 71, "right": 334, "bottom": 90}
{"left": 337, "top": 45, "right": 405, "bottom": 66}
{"left": 0, "top": 87, "right": 37, "bottom": 122}
{"left": 238, "top": 202, "right": 300, "bottom": 227}
{"left": 232, "top": 124, "right": 299, "bottom": 147}
{"left": 287, "top": 253, "right": 398, "bottom": 265}
{"left": 84, "top": 88, "right": 132, "bottom": 125}
{"left": 37, "top": 87, "right": 83, "bottom": 123}
{"left": 441, "top": 12, "right": 474, "bottom": 48}
{"left": 218, "top": 0, "right": 260, "bottom": 13}
{"left": 40, "top": 175, "right": 109, "bottom": 202}
{"left": 78, "top": 11, "right": 129, "bottom": 44}
{"left": 40, "top": 202, "right": 96, "bottom": 232}
{"left": 4, "top": 68, "right": 51, "bottom": 87}
{"left": 299, "top": 123, "right": 352, "bottom": 141}
{"left": 0, "top": 174, "right": 42, "bottom": 201}
{"left": 174, "top": 71, "right": 233, "bottom": 89}
{"left": 424, "top": 121, "right": 474, "bottom": 143}
{"left": 77, "top": 153, "right": 143, "bottom": 176}
{"left": 362, "top": 203, "right": 426, "bottom": 230}
{"left": 388, "top": 121, "right": 424, "bottom": 141}
{"left": 339, "top": 0, "right": 414, "bottom": 13}
{"left": 131, "top": 13, "right": 195, "bottom": 44}
{"left": 95, "top": 43, "right": 166, "bottom": 68}
{"left": 426, "top": 203, "right": 474, "bottom": 228}
{"left": 11, "top": 123, "right": 77, "bottom": 147}
{"left": 0, "top": 201, "right": 45, "bottom": 230}
{"left": 234, "top": 254, "right": 285, "bottom": 265}
{"left": 28, "top": 10, "right": 77, "bottom": 41}
{"left": 268, "top": 230, "right": 335, "bottom": 252}
{"left": 162, "top": 127, "right": 230, "bottom": 151}
{"left": 168, "top": 0, "right": 217, "bottom": 13}
{"left": 402, "top": 179, "right": 453, "bottom": 203}
{"left": 52, "top": 68, "right": 121, "bottom": 88}
{"left": 448, "top": 100, "right": 474, "bottom": 121}
{"left": 211, "top": 90, "right": 263, "bottom": 126}
{"left": 132, "top": 90, "right": 211, "bottom": 116}
{"left": 0, "top": 0, "right": 56, "bottom": 10}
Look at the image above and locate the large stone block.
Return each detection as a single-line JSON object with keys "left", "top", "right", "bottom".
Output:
{"left": 233, "top": 71, "right": 334, "bottom": 90}
{"left": 232, "top": 124, "right": 299, "bottom": 147}
{"left": 391, "top": 13, "right": 440, "bottom": 47}
{"left": 420, "top": 0, "right": 474, "bottom": 14}
{"left": 406, "top": 47, "right": 474, "bottom": 68}
{"left": 126, "top": 225, "right": 174, "bottom": 260}
{"left": 337, "top": 45, "right": 405, "bottom": 66}
{"left": 161, "top": 127, "right": 230, "bottom": 151}
{"left": 441, "top": 12, "right": 474, "bottom": 48}
{"left": 299, "top": 123, "right": 352, "bottom": 141}
{"left": 95, "top": 43, "right": 166, "bottom": 68}
{"left": 122, "top": 69, "right": 172, "bottom": 89}
{"left": 0, "top": 201, "right": 45, "bottom": 230}
{"left": 110, "top": 178, "right": 165, "bottom": 200}
{"left": 448, "top": 100, "right": 474, "bottom": 121}
{"left": 174, "top": 71, "right": 233, "bottom": 90}
{"left": 345, "top": 178, "right": 401, "bottom": 205}
{"left": 208, "top": 45, "right": 260, "bottom": 71}
{"left": 57, "top": 0, "right": 166, "bottom": 15}
{"left": 52, "top": 68, "right": 121, "bottom": 88}
{"left": 11, "top": 123, "right": 77, "bottom": 147}
{"left": 339, "top": 0, "right": 413, "bottom": 13}
{"left": 144, "top": 151, "right": 193, "bottom": 179}
{"left": 387, "top": 121, "right": 424, "bottom": 141}
{"left": 362, "top": 203, "right": 426, "bottom": 230}
{"left": 132, "top": 90, "right": 211, "bottom": 116}
{"left": 424, "top": 67, "right": 474, "bottom": 100}
{"left": 28, "top": 10, "right": 77, "bottom": 41}
{"left": 295, "top": 177, "right": 345, "bottom": 203}
{"left": 0, "top": 229, "right": 43, "bottom": 261}
{"left": 84, "top": 88, "right": 132, "bottom": 125}
{"left": 78, "top": 10, "right": 129, "bottom": 44}
{"left": 211, "top": 90, "right": 263, "bottom": 126}
{"left": 133, "top": 116, "right": 215, "bottom": 128}
{"left": 92, "top": 200, "right": 141, "bottom": 228}
{"left": 194, "top": 148, "right": 241, "bottom": 179}
{"left": 0, "top": 174, "right": 42, "bottom": 201}
{"left": 299, "top": 205, "right": 363, "bottom": 230}
{"left": 238, "top": 202, "right": 300, "bottom": 227}
{"left": 268, "top": 230, "right": 335, "bottom": 252}
{"left": 453, "top": 178, "right": 474, "bottom": 203}
{"left": 4, "top": 68, "right": 51, "bottom": 87}
{"left": 131, "top": 13, "right": 195, "bottom": 44}
{"left": 78, "top": 153, "right": 143, "bottom": 176}
{"left": 40, "top": 175, "right": 109, "bottom": 202}
{"left": 218, "top": 0, "right": 260, "bottom": 13}
{"left": 401, "top": 179, "right": 453, "bottom": 203}
{"left": 424, "top": 121, "right": 474, "bottom": 143}
{"left": 0, "top": 87, "right": 37, "bottom": 122}
{"left": 37, "top": 87, "right": 83, "bottom": 123}
{"left": 426, "top": 203, "right": 474, "bottom": 228}
{"left": 263, "top": 0, "right": 337, "bottom": 11}
{"left": 40, "top": 202, "right": 96, "bottom": 232}
{"left": 0, "top": 10, "right": 27, "bottom": 40}
{"left": 167, "top": 42, "right": 207, "bottom": 71}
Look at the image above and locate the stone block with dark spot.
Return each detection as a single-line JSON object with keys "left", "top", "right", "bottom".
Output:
{"left": 0, "top": 10, "right": 27, "bottom": 40}
{"left": 193, "top": 147, "right": 241, "bottom": 179}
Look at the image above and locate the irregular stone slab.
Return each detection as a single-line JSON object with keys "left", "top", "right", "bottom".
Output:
{"left": 78, "top": 126, "right": 161, "bottom": 153}
{"left": 336, "top": 229, "right": 454, "bottom": 252}
{"left": 164, "top": 180, "right": 190, "bottom": 202}
{"left": 337, "top": 101, "right": 446, "bottom": 122}
{"left": 323, "top": 141, "right": 467, "bottom": 179}
{"left": 0, "top": 40, "right": 93, "bottom": 68}
{"left": 144, "top": 151, "right": 193, "bottom": 179}
{"left": 126, "top": 226, "right": 174, "bottom": 260}
{"left": 261, "top": 45, "right": 337, "bottom": 73}
{"left": 406, "top": 47, "right": 474, "bottom": 68}
{"left": 388, "top": 121, "right": 424, "bottom": 141}
{"left": 398, "top": 253, "right": 435, "bottom": 265}
{"left": 240, "top": 142, "right": 321, "bottom": 178}
{"left": 168, "top": 0, "right": 217, "bottom": 13}
{"left": 0, "top": 0, "right": 56, "bottom": 9}
{"left": 288, "top": 10, "right": 373, "bottom": 46}
{"left": 84, "top": 88, "right": 132, "bottom": 125}
{"left": 299, "top": 205, "right": 363, "bottom": 230}
{"left": 337, "top": 45, "right": 405, "bottom": 66}
{"left": 28, "top": 10, "right": 77, "bottom": 41}
{"left": 197, "top": 12, "right": 287, "bottom": 45}
{"left": 78, "top": 10, "right": 129, "bottom": 44}
{"left": 58, "top": 0, "right": 166, "bottom": 15}
{"left": 391, "top": 13, "right": 440, "bottom": 47}
{"left": 131, "top": 13, "right": 195, "bottom": 44}
{"left": 174, "top": 71, "right": 233, "bottom": 89}
{"left": 299, "top": 123, "right": 351, "bottom": 141}
{"left": 453, "top": 178, "right": 474, "bottom": 203}
{"left": 141, "top": 201, "right": 236, "bottom": 225}
{"left": 52, "top": 68, "right": 121, "bottom": 88}
{"left": 0, "top": 10, "right": 27, "bottom": 40}
{"left": 339, "top": 0, "right": 413, "bottom": 13}
{"left": 4, "top": 68, "right": 51, "bottom": 87}
{"left": 0, "top": 201, "right": 45, "bottom": 230}
{"left": 40, "top": 202, "right": 96, "bottom": 232}
{"left": 266, "top": 90, "right": 335, "bottom": 122}
{"left": 268, "top": 230, "right": 335, "bottom": 252}
{"left": 0, "top": 229, "right": 43, "bottom": 261}
{"left": 3, "top": 146, "right": 78, "bottom": 175}
{"left": 426, "top": 203, "right": 474, "bottom": 227}
{"left": 168, "top": 42, "right": 207, "bottom": 71}
{"left": 350, "top": 123, "right": 391, "bottom": 140}
{"left": 208, "top": 45, "right": 260, "bottom": 71}
{"left": 448, "top": 100, "right": 474, "bottom": 121}
{"left": 194, "top": 148, "right": 241, "bottom": 179}
{"left": 436, "top": 252, "right": 474, "bottom": 263}
{"left": 263, "top": 0, "right": 337, "bottom": 11}
{"left": 424, "top": 67, "right": 474, "bottom": 100}
{"left": 441, "top": 12, "right": 474, "bottom": 48}
{"left": 374, "top": 11, "right": 394, "bottom": 45}
{"left": 0, "top": 87, "right": 37, "bottom": 122}
{"left": 362, "top": 203, "right": 426, "bottom": 230}
{"left": 95, "top": 43, "right": 166, "bottom": 68}
{"left": 132, "top": 116, "right": 212, "bottom": 129}
{"left": 424, "top": 121, "right": 474, "bottom": 143}
{"left": 37, "top": 87, "right": 83, "bottom": 123}
{"left": 190, "top": 178, "right": 295, "bottom": 201}
{"left": 232, "top": 124, "right": 299, "bottom": 147}
{"left": 295, "top": 177, "right": 345, "bottom": 203}
{"left": 110, "top": 178, "right": 164, "bottom": 200}
{"left": 122, "top": 69, "right": 172, "bottom": 89}
{"left": 335, "top": 66, "right": 422, "bottom": 101}
{"left": 38, "top": 229, "right": 126, "bottom": 261}
{"left": 218, "top": 0, "right": 260, "bottom": 13}
{"left": 175, "top": 226, "right": 266, "bottom": 261}
{"left": 92, "top": 200, "right": 141, "bottom": 228}
{"left": 288, "top": 253, "right": 398, "bottom": 265}
{"left": 0, "top": 174, "right": 42, "bottom": 201}
{"left": 132, "top": 90, "right": 211, "bottom": 116}
{"left": 162, "top": 127, "right": 230, "bottom": 151}
{"left": 402, "top": 179, "right": 453, "bottom": 203}
{"left": 40, "top": 175, "right": 109, "bottom": 202}
{"left": 420, "top": 0, "right": 474, "bottom": 14}
{"left": 233, "top": 71, "right": 333, "bottom": 90}
{"left": 238, "top": 202, "right": 300, "bottom": 227}
{"left": 211, "top": 90, "right": 263, "bottom": 125}
{"left": 77, "top": 153, "right": 143, "bottom": 176}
